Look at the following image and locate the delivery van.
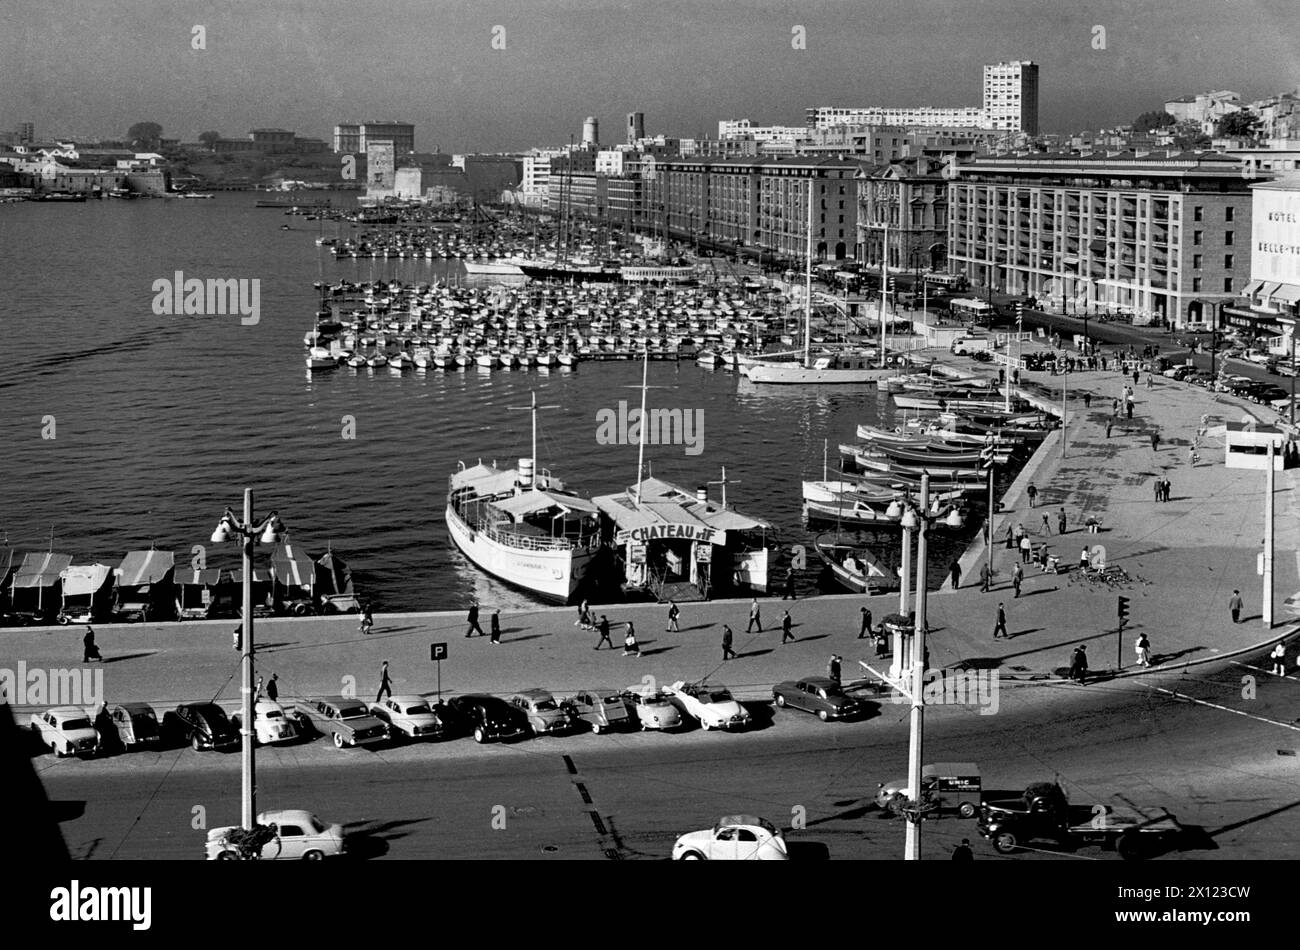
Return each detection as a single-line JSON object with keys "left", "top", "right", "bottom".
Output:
{"left": 950, "top": 336, "right": 992, "bottom": 356}
{"left": 876, "top": 762, "right": 983, "bottom": 818}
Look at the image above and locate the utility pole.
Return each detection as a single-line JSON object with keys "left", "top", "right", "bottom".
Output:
{"left": 1264, "top": 438, "right": 1275, "bottom": 628}
{"left": 904, "top": 471, "right": 931, "bottom": 861}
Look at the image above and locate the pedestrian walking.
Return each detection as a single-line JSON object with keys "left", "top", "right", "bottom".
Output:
{"left": 623, "top": 623, "right": 640, "bottom": 657}
{"left": 375, "top": 660, "right": 393, "bottom": 702}
{"left": 1004, "top": 524, "right": 1014, "bottom": 549}
{"left": 1057, "top": 507, "right": 1067, "bottom": 535}
{"left": 1133, "top": 369, "right": 1140, "bottom": 386}
{"left": 782, "top": 567, "right": 796, "bottom": 600}
{"left": 858, "top": 606, "right": 873, "bottom": 639}
{"left": 1038, "top": 543, "right": 1051, "bottom": 573}
{"left": 781, "top": 610, "right": 794, "bottom": 643}
{"left": 575, "top": 602, "right": 588, "bottom": 628}
{"left": 949, "top": 559, "right": 961, "bottom": 590}
{"left": 992, "top": 602, "right": 1008, "bottom": 639}
{"left": 1112, "top": 398, "right": 1120, "bottom": 417}
{"left": 1069, "top": 645, "right": 1088, "bottom": 684}
{"left": 1270, "top": 642, "right": 1287, "bottom": 676}
{"left": 827, "top": 654, "right": 842, "bottom": 688}
{"left": 490, "top": 609, "right": 501, "bottom": 645}
{"left": 595, "top": 615, "right": 614, "bottom": 649}
{"left": 1019, "top": 535, "right": 1032, "bottom": 564}
{"left": 1079, "top": 546, "right": 1091, "bottom": 571}
{"left": 1229, "top": 590, "right": 1244, "bottom": 624}
{"left": 1012, "top": 562, "right": 1023, "bottom": 598}
{"left": 1135, "top": 633, "right": 1151, "bottom": 668}
{"left": 359, "top": 602, "right": 374, "bottom": 636}
{"left": 1105, "top": 420, "right": 1113, "bottom": 439}
{"left": 978, "top": 561, "right": 991, "bottom": 592}
{"left": 747, "top": 598, "right": 762, "bottom": 633}
{"left": 951, "top": 839, "right": 974, "bottom": 861}
{"left": 874, "top": 628, "right": 889, "bottom": 656}
{"left": 1153, "top": 476, "right": 1162, "bottom": 503}
{"left": 1026, "top": 483, "right": 1038, "bottom": 507}
{"left": 666, "top": 600, "right": 680, "bottom": 632}
{"left": 82, "top": 625, "right": 101, "bottom": 662}
{"left": 1041, "top": 512, "right": 1052, "bottom": 535}
{"left": 1146, "top": 373, "right": 1153, "bottom": 390}
{"left": 255, "top": 674, "right": 264, "bottom": 701}
{"left": 1162, "top": 477, "right": 1171, "bottom": 502}
{"left": 1188, "top": 445, "right": 1199, "bottom": 466}
{"left": 465, "top": 602, "right": 485, "bottom": 637}
{"left": 1126, "top": 400, "right": 1134, "bottom": 420}
{"left": 265, "top": 673, "right": 279, "bottom": 703}
{"left": 1150, "top": 431, "right": 1159, "bottom": 451}
{"left": 722, "top": 624, "right": 736, "bottom": 661}
{"left": 232, "top": 624, "right": 242, "bottom": 652}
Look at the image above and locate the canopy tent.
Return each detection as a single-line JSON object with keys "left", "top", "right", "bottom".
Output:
{"left": 116, "top": 550, "right": 176, "bottom": 587}
{"left": 270, "top": 544, "right": 317, "bottom": 589}
{"left": 59, "top": 564, "right": 114, "bottom": 597}
{"left": 10, "top": 552, "right": 74, "bottom": 615}
{"left": 315, "top": 550, "right": 355, "bottom": 596}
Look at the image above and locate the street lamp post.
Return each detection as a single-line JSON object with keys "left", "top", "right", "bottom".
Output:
{"left": 210, "top": 491, "right": 285, "bottom": 831}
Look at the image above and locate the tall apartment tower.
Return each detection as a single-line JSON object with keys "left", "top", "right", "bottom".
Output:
{"left": 627, "top": 112, "right": 645, "bottom": 145}
{"left": 16, "top": 122, "right": 34, "bottom": 144}
{"left": 983, "top": 61, "right": 1039, "bottom": 136}
{"left": 582, "top": 116, "right": 599, "bottom": 149}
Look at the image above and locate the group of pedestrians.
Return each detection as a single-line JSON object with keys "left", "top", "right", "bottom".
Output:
{"left": 465, "top": 602, "right": 503, "bottom": 644}
{"left": 1152, "top": 476, "right": 1172, "bottom": 503}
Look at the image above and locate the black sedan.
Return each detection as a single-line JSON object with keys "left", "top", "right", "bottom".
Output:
{"left": 162, "top": 703, "right": 240, "bottom": 751}
{"left": 444, "top": 694, "right": 530, "bottom": 744}
{"left": 772, "top": 677, "right": 867, "bottom": 722}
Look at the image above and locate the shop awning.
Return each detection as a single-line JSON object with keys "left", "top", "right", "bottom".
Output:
{"left": 1262, "top": 282, "right": 1283, "bottom": 298}
{"left": 1243, "top": 280, "right": 1264, "bottom": 296}
{"left": 174, "top": 567, "right": 222, "bottom": 586}
{"left": 11, "top": 552, "right": 74, "bottom": 589}
{"left": 117, "top": 550, "right": 176, "bottom": 587}
{"left": 60, "top": 564, "right": 114, "bottom": 597}
{"left": 1272, "top": 283, "right": 1300, "bottom": 304}
{"left": 230, "top": 567, "right": 271, "bottom": 584}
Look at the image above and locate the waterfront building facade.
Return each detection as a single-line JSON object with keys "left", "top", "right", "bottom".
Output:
{"left": 807, "top": 106, "right": 986, "bottom": 131}
{"left": 334, "top": 122, "right": 414, "bottom": 155}
{"left": 857, "top": 157, "right": 950, "bottom": 273}
{"left": 946, "top": 151, "right": 1260, "bottom": 327}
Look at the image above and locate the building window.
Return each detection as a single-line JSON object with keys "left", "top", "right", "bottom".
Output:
{"left": 1192, "top": 254, "right": 1202, "bottom": 269}
{"left": 1225, "top": 206, "right": 1234, "bottom": 222}
{"left": 1224, "top": 254, "right": 1233, "bottom": 268}
{"left": 1193, "top": 230, "right": 1202, "bottom": 246}
{"left": 1192, "top": 277, "right": 1202, "bottom": 292}
{"left": 1223, "top": 277, "right": 1233, "bottom": 293}
{"left": 1193, "top": 206, "right": 1202, "bottom": 222}
{"left": 1224, "top": 230, "right": 1233, "bottom": 246}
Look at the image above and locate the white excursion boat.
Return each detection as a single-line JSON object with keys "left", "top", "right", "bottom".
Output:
{"left": 463, "top": 259, "right": 525, "bottom": 276}
{"left": 445, "top": 394, "right": 601, "bottom": 603}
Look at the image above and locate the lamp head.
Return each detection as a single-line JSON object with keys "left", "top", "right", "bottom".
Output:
{"left": 885, "top": 499, "right": 903, "bottom": 519}
{"left": 945, "top": 508, "right": 966, "bottom": 528}
{"left": 210, "top": 510, "right": 237, "bottom": 544}
{"left": 259, "top": 513, "right": 286, "bottom": 544}
{"left": 900, "top": 508, "right": 920, "bottom": 530}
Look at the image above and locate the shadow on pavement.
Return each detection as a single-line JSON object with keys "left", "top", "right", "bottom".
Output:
{"left": 786, "top": 840, "right": 830, "bottom": 860}
{"left": 639, "top": 645, "right": 678, "bottom": 657}
{"left": 101, "top": 652, "right": 155, "bottom": 664}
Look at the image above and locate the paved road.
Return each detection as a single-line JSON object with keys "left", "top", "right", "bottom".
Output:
{"left": 35, "top": 645, "right": 1300, "bottom": 859}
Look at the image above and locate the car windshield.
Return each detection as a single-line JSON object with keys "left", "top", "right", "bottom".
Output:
{"left": 706, "top": 690, "right": 733, "bottom": 703}
{"left": 62, "top": 718, "right": 92, "bottom": 731}
{"left": 532, "top": 699, "right": 558, "bottom": 711}
{"left": 403, "top": 703, "right": 432, "bottom": 715}
{"left": 338, "top": 705, "right": 369, "bottom": 718}
{"left": 263, "top": 709, "right": 284, "bottom": 719}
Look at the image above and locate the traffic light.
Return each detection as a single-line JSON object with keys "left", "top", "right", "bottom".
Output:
{"left": 979, "top": 444, "right": 996, "bottom": 469}
{"left": 1014, "top": 301, "right": 1024, "bottom": 330}
{"left": 1117, "top": 596, "right": 1130, "bottom": 629}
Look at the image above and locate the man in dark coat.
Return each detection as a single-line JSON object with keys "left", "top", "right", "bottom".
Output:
{"left": 490, "top": 610, "right": 501, "bottom": 645}
{"left": 595, "top": 616, "right": 614, "bottom": 650}
{"left": 265, "top": 673, "right": 279, "bottom": 703}
{"left": 83, "top": 626, "right": 101, "bottom": 662}
{"left": 722, "top": 624, "right": 736, "bottom": 660}
{"left": 781, "top": 611, "right": 795, "bottom": 643}
{"left": 949, "top": 559, "right": 961, "bottom": 589}
{"left": 1070, "top": 645, "right": 1088, "bottom": 684}
{"left": 827, "top": 654, "right": 842, "bottom": 688}
{"left": 858, "top": 606, "right": 873, "bottom": 639}
{"left": 993, "top": 603, "right": 1008, "bottom": 639}
{"left": 465, "top": 602, "right": 485, "bottom": 637}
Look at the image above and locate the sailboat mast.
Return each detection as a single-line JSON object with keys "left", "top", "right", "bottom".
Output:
{"left": 804, "top": 177, "right": 814, "bottom": 368}
{"left": 878, "top": 220, "right": 889, "bottom": 368}
{"left": 634, "top": 347, "right": 649, "bottom": 506}
{"left": 530, "top": 390, "right": 538, "bottom": 486}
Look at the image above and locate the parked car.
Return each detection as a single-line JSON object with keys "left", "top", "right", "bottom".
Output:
{"left": 206, "top": 809, "right": 346, "bottom": 861}
{"left": 772, "top": 676, "right": 866, "bottom": 722}
{"left": 1250, "top": 384, "right": 1289, "bottom": 404}
{"left": 369, "top": 695, "right": 446, "bottom": 740}
{"left": 1161, "top": 364, "right": 1194, "bottom": 380}
{"left": 564, "top": 688, "right": 632, "bottom": 734}
{"left": 621, "top": 685, "right": 684, "bottom": 731}
{"left": 30, "top": 706, "right": 99, "bottom": 757}
{"left": 664, "top": 680, "right": 752, "bottom": 731}
{"left": 232, "top": 699, "right": 300, "bottom": 745}
{"left": 672, "top": 815, "right": 789, "bottom": 860}
{"left": 445, "top": 693, "right": 529, "bottom": 743}
{"left": 507, "top": 689, "right": 578, "bottom": 736}
{"left": 289, "top": 696, "right": 388, "bottom": 749}
{"left": 94, "top": 702, "right": 160, "bottom": 752}
{"left": 163, "top": 702, "right": 240, "bottom": 751}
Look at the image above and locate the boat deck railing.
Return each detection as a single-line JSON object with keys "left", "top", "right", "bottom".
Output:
{"left": 459, "top": 510, "right": 600, "bottom": 553}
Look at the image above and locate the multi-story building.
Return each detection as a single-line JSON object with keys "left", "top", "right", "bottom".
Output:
{"left": 627, "top": 112, "right": 645, "bottom": 146}
{"left": 249, "top": 128, "right": 296, "bottom": 151}
{"left": 756, "top": 157, "right": 861, "bottom": 260}
{"left": 334, "top": 122, "right": 415, "bottom": 155}
{"left": 365, "top": 141, "right": 396, "bottom": 198}
{"left": 1164, "top": 91, "right": 1241, "bottom": 134}
{"left": 16, "top": 122, "right": 35, "bottom": 144}
{"left": 946, "top": 151, "right": 1261, "bottom": 327}
{"left": 1247, "top": 92, "right": 1300, "bottom": 145}
{"left": 1222, "top": 175, "right": 1300, "bottom": 342}
{"left": 807, "top": 106, "right": 986, "bottom": 131}
{"left": 982, "top": 61, "right": 1039, "bottom": 136}
{"left": 857, "top": 156, "right": 950, "bottom": 273}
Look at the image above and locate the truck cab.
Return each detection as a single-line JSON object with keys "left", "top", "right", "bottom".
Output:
{"left": 977, "top": 782, "right": 1179, "bottom": 859}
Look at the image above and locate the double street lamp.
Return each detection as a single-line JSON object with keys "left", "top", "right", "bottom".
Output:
{"left": 210, "top": 489, "right": 286, "bottom": 831}
{"left": 883, "top": 473, "right": 965, "bottom": 860}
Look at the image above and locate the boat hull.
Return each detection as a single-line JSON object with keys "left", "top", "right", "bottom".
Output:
{"left": 746, "top": 363, "right": 897, "bottom": 385}
{"left": 444, "top": 504, "right": 595, "bottom": 603}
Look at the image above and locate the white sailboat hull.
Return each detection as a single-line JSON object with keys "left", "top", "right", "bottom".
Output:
{"left": 746, "top": 362, "right": 897, "bottom": 384}
{"left": 444, "top": 504, "right": 595, "bottom": 603}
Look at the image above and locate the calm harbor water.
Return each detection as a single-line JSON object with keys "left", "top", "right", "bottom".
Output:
{"left": 0, "top": 192, "right": 968, "bottom": 611}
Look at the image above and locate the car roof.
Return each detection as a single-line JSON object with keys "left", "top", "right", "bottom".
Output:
{"left": 793, "top": 676, "right": 835, "bottom": 688}
{"left": 117, "top": 702, "right": 154, "bottom": 715}
{"left": 718, "top": 814, "right": 770, "bottom": 829}
{"left": 385, "top": 694, "right": 428, "bottom": 705}
{"left": 514, "top": 688, "right": 554, "bottom": 699}
{"left": 48, "top": 706, "right": 89, "bottom": 717}
{"left": 258, "top": 809, "right": 316, "bottom": 825}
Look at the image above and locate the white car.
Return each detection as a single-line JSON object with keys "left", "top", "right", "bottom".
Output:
{"left": 369, "top": 695, "right": 443, "bottom": 739}
{"left": 206, "top": 809, "right": 346, "bottom": 860}
{"left": 672, "top": 815, "right": 789, "bottom": 860}
{"left": 30, "top": 706, "right": 99, "bottom": 757}
{"left": 664, "top": 680, "right": 751, "bottom": 731}
{"left": 622, "top": 685, "right": 683, "bottom": 731}
{"left": 232, "top": 700, "right": 299, "bottom": 745}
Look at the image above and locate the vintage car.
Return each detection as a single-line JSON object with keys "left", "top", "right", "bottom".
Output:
{"left": 93, "top": 702, "right": 161, "bottom": 752}
{"left": 772, "top": 676, "right": 866, "bottom": 722}
{"left": 445, "top": 693, "right": 529, "bottom": 744}
{"left": 507, "top": 689, "right": 578, "bottom": 736}
{"left": 664, "top": 680, "right": 751, "bottom": 731}
{"left": 876, "top": 762, "right": 984, "bottom": 819}
{"left": 621, "top": 685, "right": 683, "bottom": 731}
{"left": 563, "top": 688, "right": 631, "bottom": 734}
{"left": 206, "top": 809, "right": 346, "bottom": 861}
{"left": 289, "top": 696, "right": 388, "bottom": 749}
{"left": 369, "top": 695, "right": 446, "bottom": 740}
{"left": 232, "top": 699, "right": 300, "bottom": 745}
{"left": 162, "top": 702, "right": 240, "bottom": 752}
{"left": 672, "top": 815, "right": 789, "bottom": 861}
{"left": 30, "top": 706, "right": 99, "bottom": 757}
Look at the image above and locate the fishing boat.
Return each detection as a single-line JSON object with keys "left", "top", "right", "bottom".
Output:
{"left": 814, "top": 535, "right": 896, "bottom": 595}
{"left": 445, "top": 393, "right": 602, "bottom": 603}
{"left": 852, "top": 452, "right": 985, "bottom": 480}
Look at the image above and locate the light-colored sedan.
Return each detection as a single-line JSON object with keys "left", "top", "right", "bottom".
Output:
{"left": 672, "top": 815, "right": 789, "bottom": 860}
{"left": 564, "top": 688, "right": 631, "bottom": 734}
{"left": 206, "top": 809, "right": 346, "bottom": 860}
{"left": 30, "top": 706, "right": 99, "bottom": 757}
{"left": 369, "top": 695, "right": 444, "bottom": 740}
{"left": 622, "top": 685, "right": 683, "bottom": 731}
{"left": 664, "top": 681, "right": 751, "bottom": 731}
{"left": 233, "top": 700, "right": 300, "bottom": 745}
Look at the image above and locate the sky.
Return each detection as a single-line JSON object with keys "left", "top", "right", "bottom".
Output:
{"left": 2, "top": 0, "right": 1298, "bottom": 152}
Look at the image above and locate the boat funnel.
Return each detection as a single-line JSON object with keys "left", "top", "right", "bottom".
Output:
{"left": 519, "top": 458, "right": 535, "bottom": 490}
{"left": 696, "top": 486, "right": 708, "bottom": 504}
